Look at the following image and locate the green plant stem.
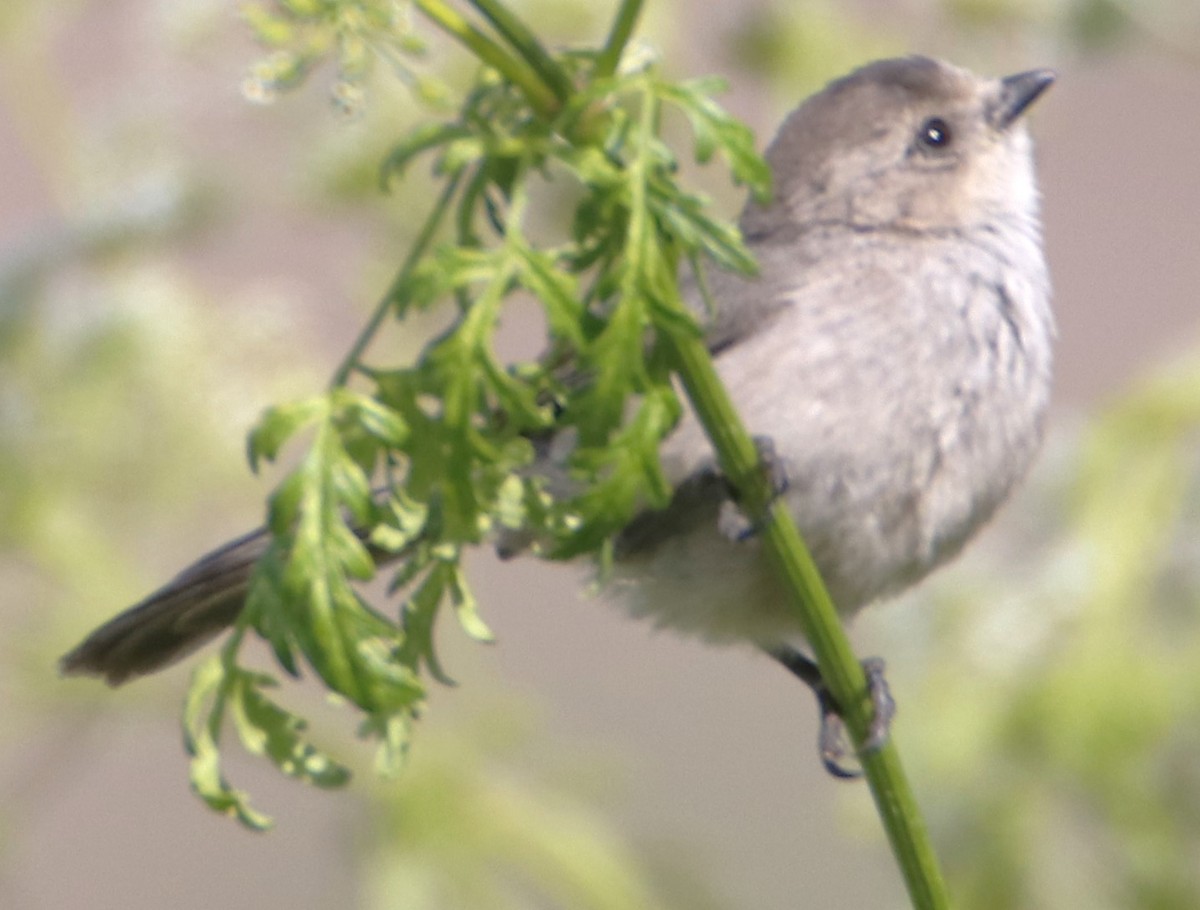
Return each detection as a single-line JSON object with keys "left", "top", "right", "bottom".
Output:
{"left": 466, "top": 0, "right": 574, "bottom": 102}
{"left": 330, "top": 174, "right": 462, "bottom": 388}
{"left": 595, "top": 0, "right": 644, "bottom": 78}
{"left": 413, "top": 0, "right": 560, "bottom": 118}
{"left": 661, "top": 317, "right": 952, "bottom": 910}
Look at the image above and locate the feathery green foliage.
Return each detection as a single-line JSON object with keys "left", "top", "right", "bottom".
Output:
{"left": 189, "top": 0, "right": 771, "bottom": 828}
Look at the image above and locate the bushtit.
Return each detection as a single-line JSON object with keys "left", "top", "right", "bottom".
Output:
{"left": 61, "top": 57, "right": 1055, "bottom": 766}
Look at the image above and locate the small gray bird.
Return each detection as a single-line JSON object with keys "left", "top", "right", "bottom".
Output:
{"left": 61, "top": 57, "right": 1055, "bottom": 767}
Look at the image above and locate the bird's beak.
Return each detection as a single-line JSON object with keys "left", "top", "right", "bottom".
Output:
{"left": 991, "top": 68, "right": 1056, "bottom": 130}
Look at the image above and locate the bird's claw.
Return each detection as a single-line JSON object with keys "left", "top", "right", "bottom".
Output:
{"left": 754, "top": 435, "right": 791, "bottom": 501}
{"left": 770, "top": 646, "right": 896, "bottom": 780}
{"left": 860, "top": 657, "right": 896, "bottom": 752}
{"left": 718, "top": 436, "right": 790, "bottom": 542}
{"left": 815, "top": 657, "right": 896, "bottom": 777}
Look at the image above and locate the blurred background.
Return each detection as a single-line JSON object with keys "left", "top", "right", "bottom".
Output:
{"left": 3, "top": 0, "right": 1200, "bottom": 907}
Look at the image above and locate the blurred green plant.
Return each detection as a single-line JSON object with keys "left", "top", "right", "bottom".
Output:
{"left": 240, "top": 0, "right": 453, "bottom": 113}
{"left": 353, "top": 704, "right": 721, "bottom": 910}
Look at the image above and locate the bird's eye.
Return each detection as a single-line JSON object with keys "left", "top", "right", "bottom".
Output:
{"left": 918, "top": 117, "right": 952, "bottom": 149}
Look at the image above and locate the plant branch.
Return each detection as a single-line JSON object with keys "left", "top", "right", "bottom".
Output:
{"left": 595, "top": 0, "right": 644, "bottom": 78}
{"left": 330, "top": 174, "right": 462, "bottom": 388}
{"left": 466, "top": 0, "right": 574, "bottom": 102}
{"left": 413, "top": 0, "right": 561, "bottom": 118}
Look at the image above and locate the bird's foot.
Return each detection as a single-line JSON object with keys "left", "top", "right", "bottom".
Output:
{"left": 718, "top": 436, "right": 790, "bottom": 542}
{"left": 769, "top": 647, "right": 896, "bottom": 779}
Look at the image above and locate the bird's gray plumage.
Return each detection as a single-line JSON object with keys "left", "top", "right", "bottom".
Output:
{"left": 61, "top": 56, "right": 1055, "bottom": 684}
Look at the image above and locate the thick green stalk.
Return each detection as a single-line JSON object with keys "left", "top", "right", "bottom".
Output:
{"left": 662, "top": 320, "right": 952, "bottom": 910}
{"left": 595, "top": 0, "right": 645, "bottom": 78}
{"left": 466, "top": 0, "right": 574, "bottom": 102}
{"left": 412, "top": 0, "right": 560, "bottom": 118}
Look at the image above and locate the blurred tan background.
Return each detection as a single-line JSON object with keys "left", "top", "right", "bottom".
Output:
{"left": 3, "top": 1, "right": 1200, "bottom": 908}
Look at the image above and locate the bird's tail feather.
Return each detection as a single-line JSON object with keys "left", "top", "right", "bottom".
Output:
{"left": 59, "top": 527, "right": 271, "bottom": 685}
